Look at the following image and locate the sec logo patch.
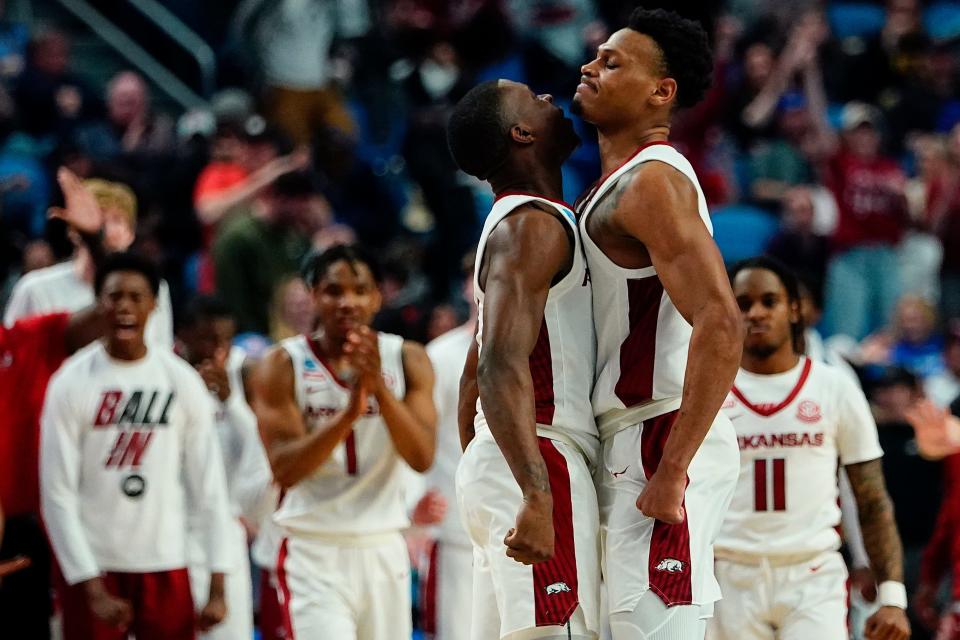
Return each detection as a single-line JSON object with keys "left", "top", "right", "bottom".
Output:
{"left": 796, "top": 400, "right": 821, "bottom": 424}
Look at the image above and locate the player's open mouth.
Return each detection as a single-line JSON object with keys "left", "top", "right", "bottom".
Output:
{"left": 114, "top": 318, "right": 138, "bottom": 338}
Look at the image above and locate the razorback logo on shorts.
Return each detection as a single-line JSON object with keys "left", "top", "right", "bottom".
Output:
{"left": 655, "top": 558, "right": 685, "bottom": 573}
{"left": 544, "top": 581, "right": 572, "bottom": 595}
{"left": 796, "top": 400, "right": 822, "bottom": 424}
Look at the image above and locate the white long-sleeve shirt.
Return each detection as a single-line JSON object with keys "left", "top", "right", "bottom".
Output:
{"left": 41, "top": 343, "right": 234, "bottom": 585}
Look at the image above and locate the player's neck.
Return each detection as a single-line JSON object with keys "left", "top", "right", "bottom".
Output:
{"left": 105, "top": 338, "right": 148, "bottom": 362}
{"left": 490, "top": 165, "right": 564, "bottom": 203}
{"left": 742, "top": 348, "right": 801, "bottom": 376}
{"left": 597, "top": 124, "right": 670, "bottom": 175}
{"left": 311, "top": 328, "right": 348, "bottom": 360}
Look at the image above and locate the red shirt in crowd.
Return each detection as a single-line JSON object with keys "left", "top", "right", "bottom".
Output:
{"left": 0, "top": 313, "right": 70, "bottom": 517}
{"left": 920, "top": 452, "right": 960, "bottom": 602}
{"left": 192, "top": 161, "right": 249, "bottom": 293}
{"left": 826, "top": 150, "right": 909, "bottom": 252}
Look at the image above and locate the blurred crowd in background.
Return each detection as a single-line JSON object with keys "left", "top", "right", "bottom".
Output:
{"left": 6, "top": 0, "right": 960, "bottom": 638}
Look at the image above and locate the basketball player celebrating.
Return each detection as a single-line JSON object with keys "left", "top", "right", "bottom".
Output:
{"left": 252, "top": 244, "right": 436, "bottom": 640}
{"left": 712, "top": 257, "right": 909, "bottom": 640}
{"left": 447, "top": 80, "right": 600, "bottom": 640}
{"left": 41, "top": 252, "right": 234, "bottom": 640}
{"left": 572, "top": 8, "right": 741, "bottom": 638}
{"left": 178, "top": 296, "right": 275, "bottom": 640}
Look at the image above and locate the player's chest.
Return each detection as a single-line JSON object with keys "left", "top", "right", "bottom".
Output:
{"left": 723, "top": 392, "right": 837, "bottom": 458}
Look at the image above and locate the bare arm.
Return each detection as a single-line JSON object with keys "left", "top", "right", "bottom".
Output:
{"left": 360, "top": 337, "right": 437, "bottom": 472}
{"left": 846, "top": 459, "right": 911, "bottom": 640}
{"left": 476, "top": 206, "right": 573, "bottom": 563}
{"left": 616, "top": 163, "right": 742, "bottom": 503}
{"left": 196, "top": 149, "right": 309, "bottom": 225}
{"left": 845, "top": 459, "right": 904, "bottom": 585}
{"left": 458, "top": 326, "right": 479, "bottom": 451}
{"left": 251, "top": 347, "right": 366, "bottom": 489}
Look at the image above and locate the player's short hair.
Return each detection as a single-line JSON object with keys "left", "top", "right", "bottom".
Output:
{"left": 626, "top": 7, "right": 713, "bottom": 109}
{"left": 180, "top": 295, "right": 233, "bottom": 329}
{"left": 729, "top": 256, "right": 806, "bottom": 355}
{"left": 302, "top": 244, "right": 382, "bottom": 288}
{"left": 94, "top": 251, "right": 160, "bottom": 296}
{"left": 447, "top": 80, "right": 510, "bottom": 180}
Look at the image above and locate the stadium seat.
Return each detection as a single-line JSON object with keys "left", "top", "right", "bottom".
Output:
{"left": 710, "top": 204, "right": 781, "bottom": 264}
{"left": 925, "top": 2, "right": 960, "bottom": 39}
{"left": 827, "top": 2, "right": 886, "bottom": 39}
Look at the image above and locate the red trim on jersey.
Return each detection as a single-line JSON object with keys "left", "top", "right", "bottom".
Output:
{"left": 529, "top": 320, "right": 556, "bottom": 425}
{"left": 345, "top": 431, "right": 358, "bottom": 475}
{"left": 533, "top": 438, "right": 579, "bottom": 626}
{"left": 306, "top": 335, "right": 351, "bottom": 390}
{"left": 575, "top": 141, "right": 673, "bottom": 211}
{"left": 494, "top": 191, "right": 575, "bottom": 212}
{"left": 615, "top": 278, "right": 664, "bottom": 407}
{"left": 421, "top": 541, "right": 439, "bottom": 634}
{"left": 277, "top": 538, "right": 296, "bottom": 640}
{"left": 640, "top": 410, "right": 693, "bottom": 606}
{"left": 773, "top": 458, "right": 787, "bottom": 511}
{"left": 754, "top": 459, "right": 767, "bottom": 511}
{"left": 732, "top": 358, "right": 813, "bottom": 418}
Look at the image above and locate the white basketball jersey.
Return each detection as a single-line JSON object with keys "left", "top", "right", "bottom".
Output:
{"left": 716, "top": 357, "right": 884, "bottom": 558}
{"left": 473, "top": 193, "right": 598, "bottom": 465}
{"left": 273, "top": 333, "right": 410, "bottom": 536}
{"left": 577, "top": 143, "right": 713, "bottom": 426}
{"left": 425, "top": 324, "right": 473, "bottom": 544}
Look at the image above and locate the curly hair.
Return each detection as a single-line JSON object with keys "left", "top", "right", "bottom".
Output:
{"left": 627, "top": 7, "right": 713, "bottom": 109}
{"left": 447, "top": 80, "right": 509, "bottom": 180}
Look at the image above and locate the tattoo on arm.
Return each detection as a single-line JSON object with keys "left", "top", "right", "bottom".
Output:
{"left": 846, "top": 459, "right": 904, "bottom": 583}
{"left": 523, "top": 461, "right": 550, "bottom": 495}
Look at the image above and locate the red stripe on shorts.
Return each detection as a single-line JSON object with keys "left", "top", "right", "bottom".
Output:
{"left": 276, "top": 538, "right": 296, "bottom": 640}
{"left": 421, "top": 541, "right": 439, "bottom": 634}
{"left": 640, "top": 410, "right": 693, "bottom": 606}
{"left": 533, "top": 437, "right": 579, "bottom": 626}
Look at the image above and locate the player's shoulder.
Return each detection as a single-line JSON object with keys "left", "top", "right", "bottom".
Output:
{"left": 49, "top": 341, "right": 102, "bottom": 390}
{"left": 807, "top": 358, "right": 859, "bottom": 392}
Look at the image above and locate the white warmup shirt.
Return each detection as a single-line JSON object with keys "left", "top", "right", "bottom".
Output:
{"left": 425, "top": 323, "right": 473, "bottom": 544}
{"left": 188, "top": 347, "right": 274, "bottom": 560}
{"left": 5, "top": 261, "right": 174, "bottom": 349}
{"left": 41, "top": 343, "right": 234, "bottom": 585}
{"left": 717, "top": 357, "right": 884, "bottom": 558}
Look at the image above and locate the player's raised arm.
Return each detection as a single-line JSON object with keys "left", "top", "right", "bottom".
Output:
{"left": 252, "top": 346, "right": 367, "bottom": 489}
{"left": 614, "top": 162, "right": 742, "bottom": 522}
{"left": 458, "top": 331, "right": 480, "bottom": 451}
{"left": 477, "top": 205, "right": 572, "bottom": 564}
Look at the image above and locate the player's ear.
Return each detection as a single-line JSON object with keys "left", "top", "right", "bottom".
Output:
{"left": 370, "top": 286, "right": 383, "bottom": 315}
{"left": 789, "top": 299, "right": 801, "bottom": 324}
{"left": 650, "top": 77, "right": 677, "bottom": 107}
{"left": 510, "top": 124, "right": 535, "bottom": 145}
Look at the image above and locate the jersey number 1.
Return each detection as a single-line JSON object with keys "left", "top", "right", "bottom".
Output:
{"left": 754, "top": 458, "right": 786, "bottom": 511}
